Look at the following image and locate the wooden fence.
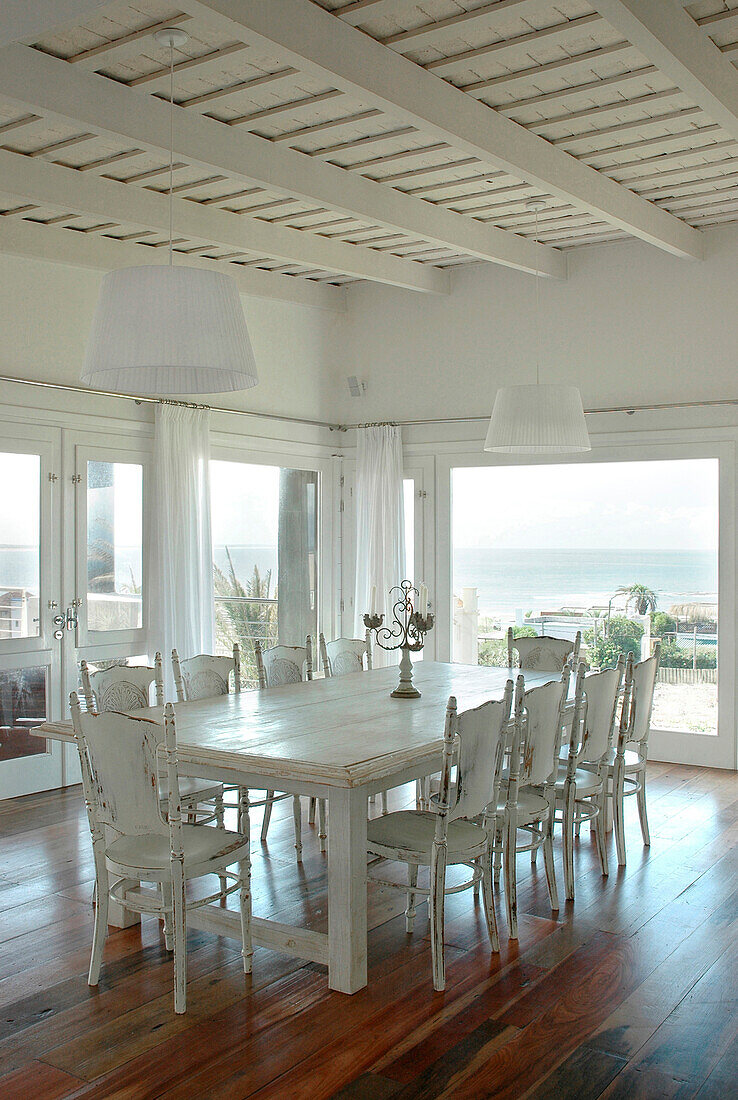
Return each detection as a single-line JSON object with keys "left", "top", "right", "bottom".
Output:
{"left": 658, "top": 666, "right": 717, "bottom": 685}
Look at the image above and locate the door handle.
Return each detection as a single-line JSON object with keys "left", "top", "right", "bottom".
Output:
{"left": 52, "top": 614, "right": 66, "bottom": 627}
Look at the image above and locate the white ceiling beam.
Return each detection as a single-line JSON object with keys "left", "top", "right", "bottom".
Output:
{"left": 0, "top": 0, "right": 112, "bottom": 47}
{"left": 591, "top": 0, "right": 738, "bottom": 147}
{"left": 181, "top": 0, "right": 702, "bottom": 259}
{"left": 0, "top": 214, "right": 345, "bottom": 309}
{"left": 0, "top": 43, "right": 563, "bottom": 278}
{"left": 0, "top": 149, "right": 449, "bottom": 293}
{"left": 381, "top": 0, "right": 556, "bottom": 52}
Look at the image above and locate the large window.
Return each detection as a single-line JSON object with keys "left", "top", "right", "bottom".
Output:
{"left": 211, "top": 461, "right": 318, "bottom": 684}
{"left": 0, "top": 452, "right": 40, "bottom": 640}
{"left": 452, "top": 459, "right": 719, "bottom": 735}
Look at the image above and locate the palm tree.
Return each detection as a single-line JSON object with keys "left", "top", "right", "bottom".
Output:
{"left": 614, "top": 583, "right": 658, "bottom": 616}
{"left": 213, "top": 549, "right": 278, "bottom": 685}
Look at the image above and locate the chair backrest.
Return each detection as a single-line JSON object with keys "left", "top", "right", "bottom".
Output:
{"left": 255, "top": 638, "right": 313, "bottom": 689}
{"left": 80, "top": 655, "right": 163, "bottom": 713}
{"left": 69, "top": 692, "right": 180, "bottom": 845}
{"left": 507, "top": 628, "right": 581, "bottom": 673}
{"left": 172, "top": 645, "right": 241, "bottom": 702}
{"left": 512, "top": 669, "right": 570, "bottom": 787}
{"left": 622, "top": 642, "right": 660, "bottom": 746}
{"left": 319, "top": 631, "right": 372, "bottom": 677}
{"left": 576, "top": 656, "right": 625, "bottom": 765}
{"left": 448, "top": 682, "right": 514, "bottom": 822}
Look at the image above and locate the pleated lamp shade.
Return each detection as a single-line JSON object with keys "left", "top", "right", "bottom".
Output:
{"left": 81, "top": 265, "right": 258, "bottom": 394}
{"left": 484, "top": 384, "right": 591, "bottom": 454}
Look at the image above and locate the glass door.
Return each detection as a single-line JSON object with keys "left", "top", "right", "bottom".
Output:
{"left": 0, "top": 427, "right": 64, "bottom": 798}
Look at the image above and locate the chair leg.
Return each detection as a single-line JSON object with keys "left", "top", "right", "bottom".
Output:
{"left": 542, "top": 816, "right": 559, "bottom": 912}
{"left": 504, "top": 812, "right": 518, "bottom": 939}
{"left": 317, "top": 798, "right": 327, "bottom": 853}
{"left": 238, "top": 788, "right": 252, "bottom": 974}
{"left": 637, "top": 768, "right": 650, "bottom": 846}
{"left": 214, "top": 789, "right": 227, "bottom": 899}
{"left": 308, "top": 796, "right": 316, "bottom": 825}
{"left": 381, "top": 790, "right": 389, "bottom": 816}
{"left": 171, "top": 860, "right": 187, "bottom": 1015}
{"left": 493, "top": 819, "right": 503, "bottom": 887}
{"left": 88, "top": 840, "right": 108, "bottom": 986}
{"left": 613, "top": 761, "right": 627, "bottom": 866}
{"left": 595, "top": 788, "right": 609, "bottom": 878}
{"left": 260, "top": 791, "right": 275, "bottom": 842}
{"left": 405, "top": 863, "right": 418, "bottom": 933}
{"left": 429, "top": 843, "right": 447, "bottom": 992}
{"left": 162, "top": 881, "right": 174, "bottom": 951}
{"left": 563, "top": 785, "right": 576, "bottom": 902}
{"left": 481, "top": 856, "right": 500, "bottom": 952}
{"left": 292, "top": 795, "right": 303, "bottom": 861}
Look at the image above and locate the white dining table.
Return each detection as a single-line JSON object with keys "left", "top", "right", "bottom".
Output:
{"left": 37, "top": 660, "right": 559, "bottom": 994}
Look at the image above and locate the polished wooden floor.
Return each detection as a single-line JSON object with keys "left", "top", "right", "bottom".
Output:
{"left": 0, "top": 763, "right": 736, "bottom": 1099}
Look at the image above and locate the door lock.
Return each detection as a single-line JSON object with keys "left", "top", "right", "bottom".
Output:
{"left": 53, "top": 629, "right": 64, "bottom": 640}
{"left": 52, "top": 614, "right": 66, "bottom": 627}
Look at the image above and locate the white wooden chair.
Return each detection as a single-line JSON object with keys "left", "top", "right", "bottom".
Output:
{"left": 367, "top": 683, "right": 513, "bottom": 991}
{"left": 318, "top": 631, "right": 372, "bottom": 677}
{"left": 171, "top": 644, "right": 301, "bottom": 863}
{"left": 81, "top": 656, "right": 224, "bottom": 827}
{"left": 254, "top": 638, "right": 314, "bottom": 859}
{"left": 495, "top": 670, "right": 570, "bottom": 938}
{"left": 316, "top": 630, "right": 383, "bottom": 831}
{"left": 603, "top": 643, "right": 661, "bottom": 866}
{"left": 70, "top": 694, "right": 252, "bottom": 1015}
{"left": 507, "top": 628, "right": 581, "bottom": 673}
{"left": 555, "top": 657, "right": 625, "bottom": 900}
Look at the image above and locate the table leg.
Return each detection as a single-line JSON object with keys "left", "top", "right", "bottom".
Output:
{"left": 328, "top": 785, "right": 367, "bottom": 994}
{"left": 107, "top": 878, "right": 141, "bottom": 928}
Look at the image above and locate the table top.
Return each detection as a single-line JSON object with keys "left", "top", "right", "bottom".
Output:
{"left": 38, "top": 662, "right": 558, "bottom": 788}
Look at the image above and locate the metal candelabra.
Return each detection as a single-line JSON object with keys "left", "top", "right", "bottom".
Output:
{"left": 363, "top": 579, "right": 435, "bottom": 698}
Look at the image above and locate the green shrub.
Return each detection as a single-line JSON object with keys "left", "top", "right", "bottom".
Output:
{"left": 585, "top": 615, "right": 644, "bottom": 669}
{"left": 651, "top": 611, "right": 676, "bottom": 637}
{"left": 658, "top": 641, "right": 717, "bottom": 669}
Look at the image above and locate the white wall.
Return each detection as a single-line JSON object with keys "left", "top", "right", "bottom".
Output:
{"left": 0, "top": 252, "right": 342, "bottom": 423}
{"left": 331, "top": 222, "right": 738, "bottom": 425}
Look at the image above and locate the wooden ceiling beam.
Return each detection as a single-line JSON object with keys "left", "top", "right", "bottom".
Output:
{"left": 0, "top": 41, "right": 563, "bottom": 277}
{"left": 590, "top": 0, "right": 738, "bottom": 146}
{"left": 179, "top": 0, "right": 701, "bottom": 258}
{"left": 0, "top": 148, "right": 450, "bottom": 292}
{"left": 0, "top": 213, "right": 344, "bottom": 308}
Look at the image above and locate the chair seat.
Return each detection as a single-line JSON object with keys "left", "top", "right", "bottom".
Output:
{"left": 367, "top": 810, "right": 487, "bottom": 862}
{"left": 554, "top": 765, "right": 604, "bottom": 795}
{"left": 498, "top": 786, "right": 550, "bottom": 822}
{"left": 175, "top": 777, "right": 223, "bottom": 804}
{"left": 106, "top": 824, "right": 247, "bottom": 879}
{"left": 600, "top": 747, "right": 646, "bottom": 770}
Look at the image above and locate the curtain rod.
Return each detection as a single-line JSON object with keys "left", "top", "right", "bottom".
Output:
{"left": 1, "top": 374, "right": 736, "bottom": 432}
{"left": 0, "top": 373, "right": 338, "bottom": 431}
{"left": 339, "top": 398, "right": 738, "bottom": 430}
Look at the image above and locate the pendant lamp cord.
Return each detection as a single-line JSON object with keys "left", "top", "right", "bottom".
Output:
{"left": 168, "top": 41, "right": 174, "bottom": 267}
{"left": 535, "top": 204, "right": 540, "bottom": 387}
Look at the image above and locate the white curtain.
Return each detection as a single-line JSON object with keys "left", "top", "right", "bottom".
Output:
{"left": 147, "top": 404, "right": 214, "bottom": 696}
{"left": 354, "top": 424, "right": 406, "bottom": 667}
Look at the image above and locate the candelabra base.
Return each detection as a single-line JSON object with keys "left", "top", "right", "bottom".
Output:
{"left": 391, "top": 648, "right": 420, "bottom": 699}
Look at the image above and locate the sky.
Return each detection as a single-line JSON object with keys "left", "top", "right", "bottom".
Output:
{"left": 452, "top": 459, "right": 719, "bottom": 551}
{"left": 0, "top": 454, "right": 719, "bottom": 556}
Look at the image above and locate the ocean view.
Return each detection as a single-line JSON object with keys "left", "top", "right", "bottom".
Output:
{"left": 2, "top": 545, "right": 716, "bottom": 619}
{"left": 454, "top": 547, "right": 717, "bottom": 618}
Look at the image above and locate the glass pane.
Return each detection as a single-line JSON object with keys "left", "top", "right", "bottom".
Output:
{"left": 452, "top": 459, "right": 718, "bottom": 736}
{"left": 0, "top": 452, "right": 40, "bottom": 640}
{"left": 211, "top": 461, "right": 319, "bottom": 687}
{"left": 403, "top": 479, "right": 415, "bottom": 584}
{"left": 87, "top": 461, "right": 143, "bottom": 632}
{"left": 0, "top": 665, "right": 47, "bottom": 760}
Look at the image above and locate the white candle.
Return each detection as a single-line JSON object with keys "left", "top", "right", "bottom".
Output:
{"left": 370, "top": 585, "right": 377, "bottom": 615}
{"left": 419, "top": 583, "right": 428, "bottom": 617}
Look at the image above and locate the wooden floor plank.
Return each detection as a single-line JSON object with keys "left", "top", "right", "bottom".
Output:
{"left": 0, "top": 766, "right": 734, "bottom": 1099}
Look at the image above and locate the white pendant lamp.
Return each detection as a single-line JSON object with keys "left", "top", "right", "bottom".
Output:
{"left": 484, "top": 200, "right": 590, "bottom": 454}
{"left": 81, "top": 28, "right": 258, "bottom": 395}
